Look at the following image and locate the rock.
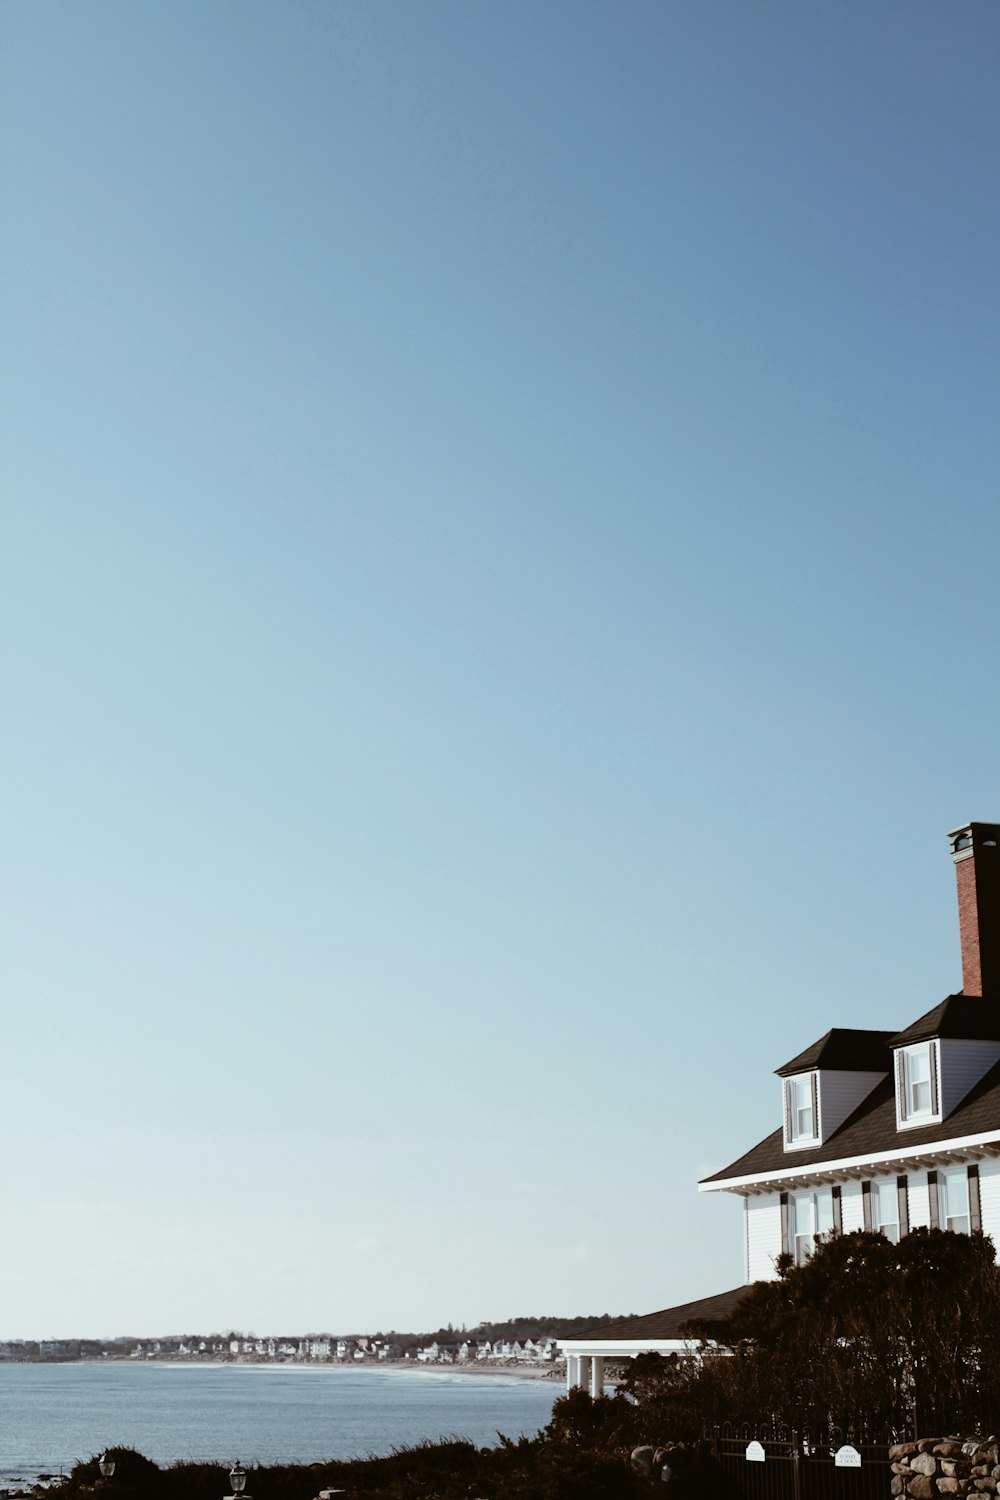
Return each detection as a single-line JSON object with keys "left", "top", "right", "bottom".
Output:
{"left": 893, "top": 1445, "right": 923, "bottom": 1462}
{"left": 975, "top": 1482, "right": 999, "bottom": 1494}
{"left": 937, "top": 1479, "right": 961, "bottom": 1493}
{"left": 893, "top": 1478, "right": 906, "bottom": 1496}
{"left": 913, "top": 1455, "right": 941, "bottom": 1476}
{"left": 943, "top": 1462, "right": 959, "bottom": 1478}
{"left": 630, "top": 1448, "right": 654, "bottom": 1477}
{"left": 910, "top": 1476, "right": 936, "bottom": 1499}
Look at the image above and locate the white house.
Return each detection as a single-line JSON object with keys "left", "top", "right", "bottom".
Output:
{"left": 560, "top": 820, "right": 1000, "bottom": 1394}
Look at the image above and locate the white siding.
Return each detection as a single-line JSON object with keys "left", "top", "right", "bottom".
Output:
{"left": 938, "top": 1039, "right": 1000, "bottom": 1118}
{"left": 745, "top": 1193, "right": 782, "bottom": 1282}
{"left": 817, "top": 1070, "right": 886, "bottom": 1142}
{"left": 907, "top": 1170, "right": 931, "bottom": 1229}
{"left": 979, "top": 1159, "right": 1000, "bottom": 1258}
{"left": 840, "top": 1179, "right": 864, "bottom": 1233}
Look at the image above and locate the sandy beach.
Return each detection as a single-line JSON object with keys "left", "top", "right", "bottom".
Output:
{"left": 396, "top": 1360, "right": 562, "bottom": 1382}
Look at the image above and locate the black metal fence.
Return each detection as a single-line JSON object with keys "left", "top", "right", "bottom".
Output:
{"left": 706, "top": 1423, "right": 892, "bottom": 1500}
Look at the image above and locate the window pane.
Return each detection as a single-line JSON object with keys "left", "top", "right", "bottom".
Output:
{"left": 942, "top": 1168, "right": 969, "bottom": 1232}
{"left": 792, "top": 1190, "right": 813, "bottom": 1265}
{"left": 790, "top": 1190, "right": 832, "bottom": 1262}
{"left": 874, "top": 1179, "right": 899, "bottom": 1240}
{"left": 908, "top": 1048, "right": 931, "bottom": 1114}
{"left": 793, "top": 1193, "right": 813, "bottom": 1236}
{"left": 792, "top": 1078, "right": 814, "bottom": 1138}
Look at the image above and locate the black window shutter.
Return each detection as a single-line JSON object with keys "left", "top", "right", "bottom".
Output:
{"left": 969, "top": 1165, "right": 982, "bottom": 1232}
{"left": 862, "top": 1180, "right": 872, "bottom": 1231}
{"left": 928, "top": 1170, "right": 939, "bottom": 1229}
{"left": 929, "top": 1042, "right": 940, "bottom": 1115}
{"left": 896, "top": 1051, "right": 907, "bottom": 1121}
{"left": 780, "top": 1192, "right": 790, "bottom": 1256}
{"left": 897, "top": 1176, "right": 909, "bottom": 1237}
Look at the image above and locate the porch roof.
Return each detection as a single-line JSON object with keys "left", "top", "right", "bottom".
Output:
{"left": 559, "top": 1285, "right": 748, "bottom": 1348}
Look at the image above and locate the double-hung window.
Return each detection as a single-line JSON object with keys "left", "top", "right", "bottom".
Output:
{"left": 872, "top": 1177, "right": 900, "bottom": 1242}
{"left": 896, "top": 1042, "right": 939, "bottom": 1126}
{"left": 784, "top": 1073, "right": 819, "bottom": 1147}
{"left": 941, "top": 1167, "right": 970, "bottom": 1234}
{"left": 791, "top": 1188, "right": 834, "bottom": 1264}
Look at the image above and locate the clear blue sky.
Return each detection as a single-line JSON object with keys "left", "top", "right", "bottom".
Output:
{"left": 2, "top": 1, "right": 998, "bottom": 1339}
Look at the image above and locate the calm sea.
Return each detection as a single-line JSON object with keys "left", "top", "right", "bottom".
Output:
{"left": 0, "top": 1362, "right": 560, "bottom": 1482}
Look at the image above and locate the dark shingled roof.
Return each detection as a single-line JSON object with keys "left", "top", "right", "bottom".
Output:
{"left": 889, "top": 994, "right": 1000, "bottom": 1046}
{"left": 701, "top": 1054, "right": 1000, "bottom": 1185}
{"left": 566, "top": 1286, "right": 750, "bottom": 1342}
{"left": 775, "top": 1028, "right": 895, "bottom": 1078}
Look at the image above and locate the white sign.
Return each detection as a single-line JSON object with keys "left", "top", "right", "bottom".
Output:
{"left": 835, "top": 1446, "right": 862, "bottom": 1469}
{"left": 745, "top": 1441, "right": 766, "bottom": 1463}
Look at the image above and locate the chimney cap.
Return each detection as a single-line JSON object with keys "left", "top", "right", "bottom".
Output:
{"left": 948, "top": 822, "right": 1000, "bottom": 863}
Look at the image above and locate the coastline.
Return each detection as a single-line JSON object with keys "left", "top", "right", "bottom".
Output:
{"left": 65, "top": 1357, "right": 562, "bottom": 1382}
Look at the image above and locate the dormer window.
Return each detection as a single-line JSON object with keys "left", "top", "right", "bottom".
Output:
{"left": 783, "top": 1072, "right": 819, "bottom": 1148}
{"left": 791, "top": 1077, "right": 815, "bottom": 1137}
{"left": 896, "top": 1041, "right": 940, "bottom": 1127}
{"left": 907, "top": 1048, "right": 931, "bottom": 1114}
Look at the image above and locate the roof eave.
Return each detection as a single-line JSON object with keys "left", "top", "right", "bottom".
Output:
{"left": 698, "top": 1127, "right": 1000, "bottom": 1194}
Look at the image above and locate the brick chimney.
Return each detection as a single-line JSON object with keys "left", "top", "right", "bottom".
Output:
{"left": 949, "top": 822, "right": 1000, "bottom": 998}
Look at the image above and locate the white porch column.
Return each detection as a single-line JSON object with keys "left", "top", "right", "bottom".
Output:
{"left": 565, "top": 1354, "right": 580, "bottom": 1391}
{"left": 589, "top": 1355, "right": 605, "bottom": 1398}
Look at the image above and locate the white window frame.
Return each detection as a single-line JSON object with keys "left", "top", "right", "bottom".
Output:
{"left": 895, "top": 1041, "right": 940, "bottom": 1128}
{"left": 783, "top": 1072, "right": 820, "bottom": 1148}
{"left": 790, "top": 1187, "right": 834, "bottom": 1265}
{"left": 941, "top": 1167, "right": 970, "bottom": 1234}
{"left": 872, "top": 1176, "right": 900, "bottom": 1242}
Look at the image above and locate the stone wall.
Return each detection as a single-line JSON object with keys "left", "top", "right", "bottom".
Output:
{"left": 890, "top": 1438, "right": 1000, "bottom": 1497}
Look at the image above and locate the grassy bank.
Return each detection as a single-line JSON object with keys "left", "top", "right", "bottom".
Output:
{"left": 45, "top": 1440, "right": 641, "bottom": 1500}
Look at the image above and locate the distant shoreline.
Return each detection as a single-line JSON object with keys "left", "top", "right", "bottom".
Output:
{"left": 54, "top": 1357, "right": 563, "bottom": 1382}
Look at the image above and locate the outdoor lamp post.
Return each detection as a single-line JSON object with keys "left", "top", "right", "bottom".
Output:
{"left": 229, "top": 1461, "right": 247, "bottom": 1498}
{"left": 98, "top": 1454, "right": 116, "bottom": 1480}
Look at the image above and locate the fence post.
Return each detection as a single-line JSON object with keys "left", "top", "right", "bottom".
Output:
{"left": 791, "top": 1429, "right": 803, "bottom": 1500}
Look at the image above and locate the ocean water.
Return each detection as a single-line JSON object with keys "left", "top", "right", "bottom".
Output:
{"left": 0, "top": 1363, "right": 561, "bottom": 1482}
